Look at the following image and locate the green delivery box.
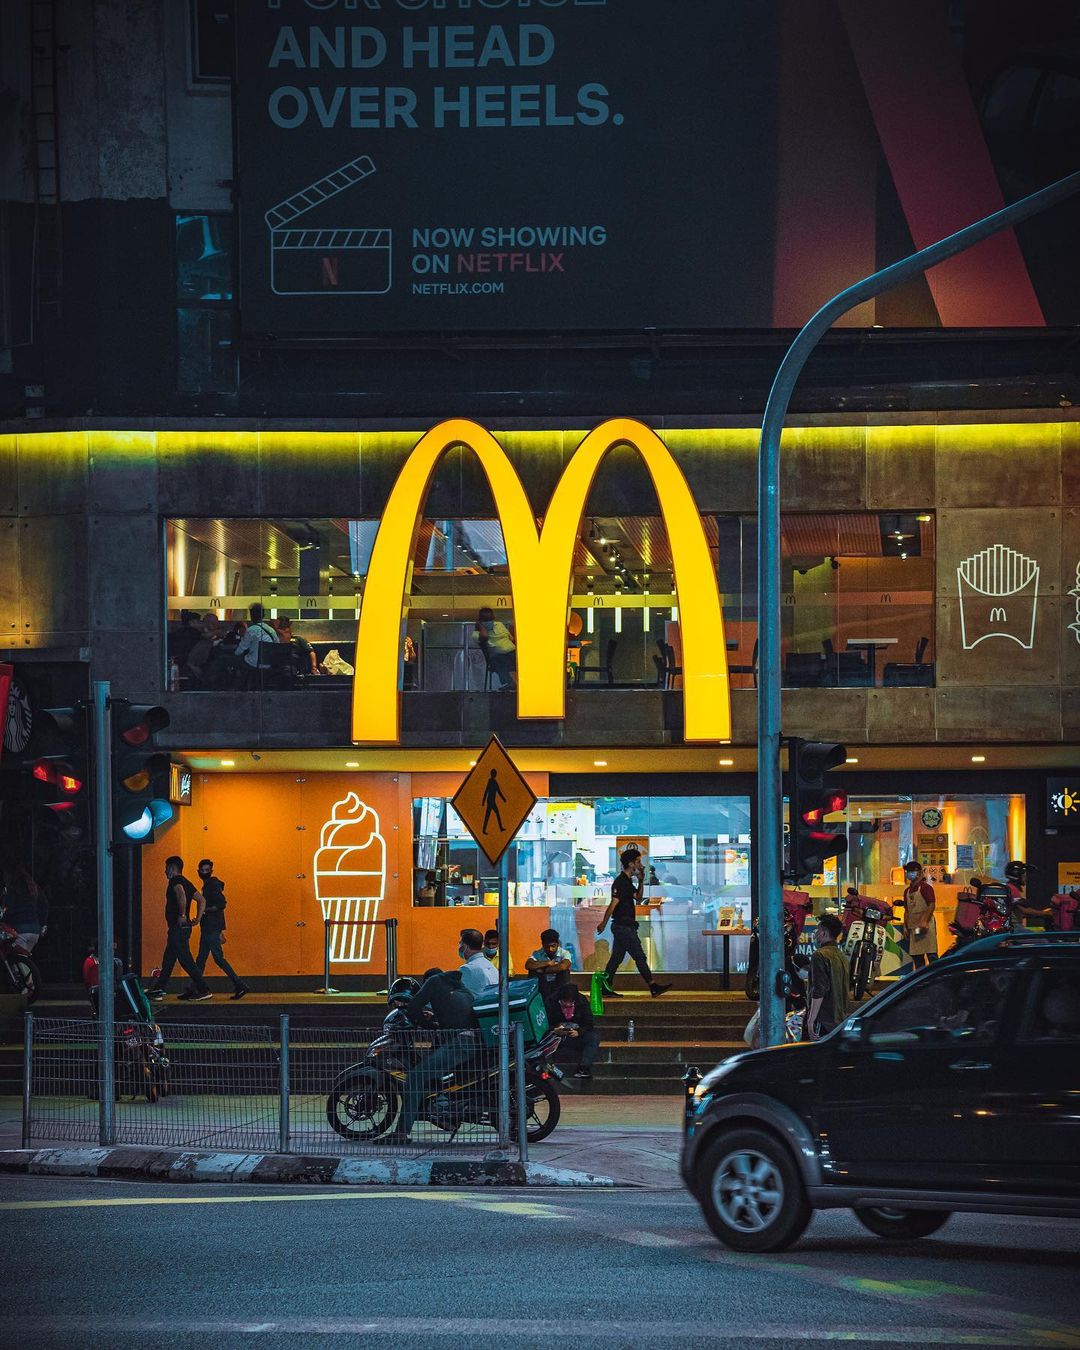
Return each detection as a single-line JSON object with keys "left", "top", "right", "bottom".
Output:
{"left": 473, "top": 977, "right": 550, "bottom": 1048}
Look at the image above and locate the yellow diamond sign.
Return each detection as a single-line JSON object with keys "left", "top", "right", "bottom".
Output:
{"left": 451, "top": 736, "right": 537, "bottom": 867}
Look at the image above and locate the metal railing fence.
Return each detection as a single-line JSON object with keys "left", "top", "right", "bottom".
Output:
{"left": 22, "top": 1013, "right": 528, "bottom": 1161}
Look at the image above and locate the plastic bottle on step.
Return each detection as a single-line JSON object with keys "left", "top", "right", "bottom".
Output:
{"left": 627, "top": 1018, "right": 635, "bottom": 1043}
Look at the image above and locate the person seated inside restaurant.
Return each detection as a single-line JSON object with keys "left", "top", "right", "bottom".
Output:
{"left": 183, "top": 611, "right": 222, "bottom": 687}
{"left": 474, "top": 607, "right": 516, "bottom": 689}
{"left": 167, "top": 610, "right": 204, "bottom": 670}
{"left": 274, "top": 617, "right": 319, "bottom": 676}
{"left": 526, "top": 928, "right": 572, "bottom": 1013}
{"left": 550, "top": 980, "right": 600, "bottom": 1080}
{"left": 233, "top": 604, "right": 280, "bottom": 679}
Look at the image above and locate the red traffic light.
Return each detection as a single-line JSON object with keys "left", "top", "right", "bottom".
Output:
{"left": 824, "top": 790, "right": 848, "bottom": 815}
{"left": 32, "top": 758, "right": 83, "bottom": 796}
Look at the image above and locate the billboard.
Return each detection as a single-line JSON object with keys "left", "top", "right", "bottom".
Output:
{"left": 236, "top": 1, "right": 1080, "bottom": 334}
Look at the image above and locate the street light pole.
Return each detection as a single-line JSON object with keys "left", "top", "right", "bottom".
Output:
{"left": 755, "top": 168, "right": 1080, "bottom": 1048}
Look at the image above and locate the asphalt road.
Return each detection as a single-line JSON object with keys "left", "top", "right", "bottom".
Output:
{"left": 2, "top": 1176, "right": 1079, "bottom": 1348}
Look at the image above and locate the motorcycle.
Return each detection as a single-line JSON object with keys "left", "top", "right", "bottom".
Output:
{"left": 83, "top": 953, "right": 171, "bottom": 1103}
{"left": 947, "top": 881, "right": 1015, "bottom": 953}
{"left": 844, "top": 899, "right": 896, "bottom": 1000}
{"left": 326, "top": 1004, "right": 564, "bottom": 1144}
{"left": 0, "top": 919, "right": 42, "bottom": 1005}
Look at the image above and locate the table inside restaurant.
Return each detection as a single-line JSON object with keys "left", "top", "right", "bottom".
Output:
{"left": 845, "top": 636, "right": 898, "bottom": 685}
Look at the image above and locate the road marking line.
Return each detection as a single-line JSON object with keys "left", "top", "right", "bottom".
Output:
{"left": 0, "top": 1189, "right": 458, "bottom": 1212}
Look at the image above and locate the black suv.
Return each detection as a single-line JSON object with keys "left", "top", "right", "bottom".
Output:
{"left": 681, "top": 932, "right": 1080, "bottom": 1251}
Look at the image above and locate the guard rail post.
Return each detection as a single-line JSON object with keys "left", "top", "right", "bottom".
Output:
{"left": 514, "top": 1022, "right": 528, "bottom": 1165}
{"left": 21, "top": 1010, "right": 33, "bottom": 1148}
{"left": 279, "top": 1014, "right": 290, "bottom": 1154}
{"left": 385, "top": 918, "right": 398, "bottom": 990}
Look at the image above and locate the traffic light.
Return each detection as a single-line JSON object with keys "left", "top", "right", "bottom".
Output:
{"left": 785, "top": 738, "right": 848, "bottom": 882}
{"left": 29, "top": 706, "right": 91, "bottom": 840}
{"left": 111, "top": 701, "right": 173, "bottom": 845}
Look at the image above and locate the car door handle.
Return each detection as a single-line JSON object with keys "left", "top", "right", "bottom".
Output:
{"left": 949, "top": 1060, "right": 992, "bottom": 1071}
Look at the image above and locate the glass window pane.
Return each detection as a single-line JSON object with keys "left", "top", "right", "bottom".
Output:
{"left": 867, "top": 967, "right": 1013, "bottom": 1045}
{"left": 177, "top": 307, "right": 236, "bottom": 393}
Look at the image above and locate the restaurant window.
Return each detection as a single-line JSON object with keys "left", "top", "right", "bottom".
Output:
{"left": 789, "top": 792, "right": 1026, "bottom": 897}
{"left": 176, "top": 213, "right": 236, "bottom": 394}
{"left": 413, "top": 792, "right": 753, "bottom": 975}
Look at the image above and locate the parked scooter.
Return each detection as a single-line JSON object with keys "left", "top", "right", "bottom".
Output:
{"left": 0, "top": 918, "right": 42, "bottom": 1005}
{"left": 947, "top": 880, "right": 1015, "bottom": 953}
{"left": 83, "top": 951, "right": 171, "bottom": 1102}
{"left": 844, "top": 898, "right": 897, "bottom": 1000}
{"left": 326, "top": 990, "right": 564, "bottom": 1144}
{"left": 744, "top": 892, "right": 810, "bottom": 1040}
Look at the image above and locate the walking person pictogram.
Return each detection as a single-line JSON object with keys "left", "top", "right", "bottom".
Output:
{"left": 482, "top": 768, "right": 506, "bottom": 834}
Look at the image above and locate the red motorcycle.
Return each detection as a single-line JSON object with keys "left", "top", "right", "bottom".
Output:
{"left": 948, "top": 881, "right": 1014, "bottom": 951}
{"left": 0, "top": 919, "right": 42, "bottom": 1005}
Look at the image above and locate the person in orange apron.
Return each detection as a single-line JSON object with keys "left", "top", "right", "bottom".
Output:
{"left": 902, "top": 860, "right": 938, "bottom": 969}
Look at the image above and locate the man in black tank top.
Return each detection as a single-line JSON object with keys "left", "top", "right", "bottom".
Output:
{"left": 148, "top": 856, "right": 211, "bottom": 1001}
{"left": 596, "top": 848, "right": 672, "bottom": 998}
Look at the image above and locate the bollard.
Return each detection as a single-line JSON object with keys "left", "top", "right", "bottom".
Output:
{"left": 21, "top": 1010, "right": 33, "bottom": 1148}
{"left": 279, "top": 1014, "right": 290, "bottom": 1154}
{"left": 682, "top": 1064, "right": 703, "bottom": 1136}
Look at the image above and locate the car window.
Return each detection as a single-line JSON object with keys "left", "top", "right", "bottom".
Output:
{"left": 1017, "top": 969, "right": 1080, "bottom": 1045}
{"left": 865, "top": 966, "right": 1013, "bottom": 1047}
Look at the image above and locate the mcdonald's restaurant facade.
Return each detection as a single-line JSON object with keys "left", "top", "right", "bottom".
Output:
{"left": 3, "top": 412, "right": 1079, "bottom": 983}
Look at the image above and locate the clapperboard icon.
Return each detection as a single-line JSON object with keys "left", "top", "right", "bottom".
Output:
{"left": 264, "top": 156, "right": 392, "bottom": 296}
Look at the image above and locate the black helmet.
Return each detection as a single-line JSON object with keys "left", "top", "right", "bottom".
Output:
{"left": 387, "top": 976, "right": 418, "bottom": 1005}
{"left": 1004, "top": 861, "right": 1027, "bottom": 884}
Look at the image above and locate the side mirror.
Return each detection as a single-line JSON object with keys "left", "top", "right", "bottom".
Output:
{"left": 838, "top": 1017, "right": 865, "bottom": 1047}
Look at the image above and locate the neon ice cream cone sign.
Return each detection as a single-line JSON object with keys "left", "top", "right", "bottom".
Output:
{"left": 314, "top": 792, "right": 386, "bottom": 963}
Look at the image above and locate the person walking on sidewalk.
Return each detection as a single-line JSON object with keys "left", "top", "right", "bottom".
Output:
{"left": 186, "top": 859, "right": 249, "bottom": 1001}
{"left": 597, "top": 849, "right": 671, "bottom": 998}
{"left": 149, "top": 856, "right": 211, "bottom": 1002}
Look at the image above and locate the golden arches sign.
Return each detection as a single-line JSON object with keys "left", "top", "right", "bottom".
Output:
{"left": 351, "top": 418, "right": 731, "bottom": 745}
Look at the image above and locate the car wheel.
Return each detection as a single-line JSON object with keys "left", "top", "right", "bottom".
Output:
{"left": 854, "top": 1207, "right": 951, "bottom": 1240}
{"left": 697, "top": 1127, "right": 811, "bottom": 1252}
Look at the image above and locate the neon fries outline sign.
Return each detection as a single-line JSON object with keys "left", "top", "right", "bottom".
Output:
{"left": 351, "top": 418, "right": 732, "bottom": 745}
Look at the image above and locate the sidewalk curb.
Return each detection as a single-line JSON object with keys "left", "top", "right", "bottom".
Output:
{"left": 0, "top": 1147, "right": 615, "bottom": 1188}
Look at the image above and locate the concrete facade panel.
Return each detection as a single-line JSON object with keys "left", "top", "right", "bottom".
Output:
{"left": 935, "top": 423, "right": 1062, "bottom": 508}
{"left": 934, "top": 596, "right": 1061, "bottom": 688}
{"left": 88, "top": 430, "right": 159, "bottom": 513}
{"left": 17, "top": 431, "right": 89, "bottom": 515}
{"left": 357, "top": 430, "right": 426, "bottom": 520}
{"left": 934, "top": 686, "right": 1061, "bottom": 741}
{"left": 159, "top": 693, "right": 263, "bottom": 749}
{"left": 779, "top": 426, "right": 867, "bottom": 510}
{"left": 781, "top": 687, "right": 868, "bottom": 741}
{"left": 663, "top": 429, "right": 760, "bottom": 515}
{"left": 19, "top": 515, "right": 89, "bottom": 638}
{"left": 936, "top": 508, "right": 1062, "bottom": 596}
{"left": 88, "top": 513, "right": 161, "bottom": 631}
{"left": 0, "top": 518, "right": 20, "bottom": 636}
{"left": 258, "top": 431, "right": 362, "bottom": 518}
{"left": 867, "top": 687, "right": 935, "bottom": 742}
{"left": 158, "top": 431, "right": 260, "bottom": 515}
{"left": 1062, "top": 421, "right": 1080, "bottom": 505}
{"left": 90, "top": 628, "right": 160, "bottom": 703}
{"left": 0, "top": 434, "right": 18, "bottom": 515}
{"left": 866, "top": 424, "right": 935, "bottom": 509}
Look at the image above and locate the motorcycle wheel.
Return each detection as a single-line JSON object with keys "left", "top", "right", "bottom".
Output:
{"left": 854, "top": 1207, "right": 951, "bottom": 1240}
{"left": 326, "top": 1070, "right": 400, "bottom": 1141}
{"left": 516, "top": 1081, "right": 561, "bottom": 1143}
{"left": 10, "top": 955, "right": 42, "bottom": 1005}
{"left": 851, "top": 944, "right": 872, "bottom": 1001}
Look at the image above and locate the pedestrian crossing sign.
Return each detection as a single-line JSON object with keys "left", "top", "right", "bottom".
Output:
{"left": 451, "top": 736, "right": 537, "bottom": 867}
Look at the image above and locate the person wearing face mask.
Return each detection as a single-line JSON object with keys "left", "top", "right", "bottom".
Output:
{"left": 183, "top": 859, "right": 249, "bottom": 1001}
{"left": 806, "top": 914, "right": 850, "bottom": 1041}
{"left": 483, "top": 928, "right": 514, "bottom": 977}
{"left": 457, "top": 927, "right": 499, "bottom": 1000}
{"left": 902, "top": 860, "right": 938, "bottom": 970}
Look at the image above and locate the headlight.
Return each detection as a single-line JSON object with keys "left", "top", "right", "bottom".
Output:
{"left": 695, "top": 1056, "right": 745, "bottom": 1099}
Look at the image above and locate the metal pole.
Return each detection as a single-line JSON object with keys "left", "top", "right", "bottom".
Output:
{"left": 386, "top": 918, "right": 398, "bottom": 990}
{"left": 497, "top": 849, "right": 511, "bottom": 1149}
{"left": 279, "top": 1014, "right": 290, "bottom": 1154}
{"left": 755, "top": 168, "right": 1080, "bottom": 1047}
{"left": 21, "top": 1010, "right": 33, "bottom": 1148}
{"left": 93, "top": 681, "right": 116, "bottom": 1143}
{"left": 322, "top": 918, "right": 335, "bottom": 996}
{"left": 514, "top": 1021, "right": 528, "bottom": 1165}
